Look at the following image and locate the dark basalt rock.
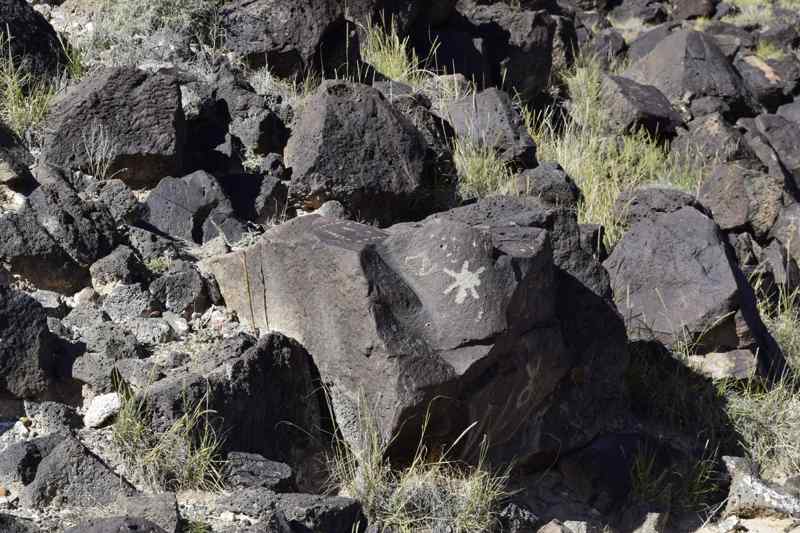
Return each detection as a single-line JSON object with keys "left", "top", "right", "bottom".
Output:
{"left": 0, "top": 286, "right": 57, "bottom": 399}
{"left": 41, "top": 67, "right": 186, "bottom": 189}
{"left": 286, "top": 80, "right": 456, "bottom": 226}
{"left": 0, "top": 0, "right": 66, "bottom": 78}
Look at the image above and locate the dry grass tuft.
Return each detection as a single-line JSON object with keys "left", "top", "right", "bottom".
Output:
{"left": 359, "top": 18, "right": 432, "bottom": 87}
{"left": 721, "top": 281, "right": 800, "bottom": 481}
{"left": 247, "top": 66, "right": 320, "bottom": 103}
{"left": 80, "top": 118, "right": 119, "bottom": 180}
{"left": 0, "top": 31, "right": 56, "bottom": 145}
{"left": 113, "top": 385, "right": 225, "bottom": 492}
{"left": 78, "top": 0, "right": 223, "bottom": 67}
{"left": 723, "top": 374, "right": 800, "bottom": 481}
{"left": 721, "top": 0, "right": 800, "bottom": 26}
{"left": 452, "top": 137, "right": 516, "bottom": 200}
{"left": 523, "top": 54, "right": 706, "bottom": 246}
{"left": 329, "top": 400, "right": 509, "bottom": 533}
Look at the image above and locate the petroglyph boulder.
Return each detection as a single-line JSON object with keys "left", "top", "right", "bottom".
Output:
{"left": 205, "top": 197, "right": 627, "bottom": 463}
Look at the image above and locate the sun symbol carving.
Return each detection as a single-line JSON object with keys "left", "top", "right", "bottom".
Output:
{"left": 443, "top": 260, "right": 486, "bottom": 304}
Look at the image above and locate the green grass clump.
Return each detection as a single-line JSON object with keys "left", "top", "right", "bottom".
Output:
{"left": 524, "top": 54, "right": 705, "bottom": 246}
{"left": 629, "top": 441, "right": 722, "bottom": 513}
{"left": 113, "top": 385, "right": 225, "bottom": 492}
{"left": 0, "top": 31, "right": 56, "bottom": 143}
{"left": 145, "top": 255, "right": 173, "bottom": 275}
{"left": 329, "top": 401, "right": 508, "bottom": 533}
{"left": 452, "top": 137, "right": 516, "bottom": 200}
{"left": 721, "top": 0, "right": 800, "bottom": 26}
{"left": 247, "top": 66, "right": 320, "bottom": 104}
{"left": 754, "top": 41, "right": 787, "bottom": 61}
{"left": 360, "top": 18, "right": 431, "bottom": 87}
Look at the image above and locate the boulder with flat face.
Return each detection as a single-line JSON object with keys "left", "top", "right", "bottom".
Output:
{"left": 206, "top": 197, "right": 629, "bottom": 464}
{"left": 41, "top": 67, "right": 186, "bottom": 189}
{"left": 443, "top": 88, "right": 537, "bottom": 169}
{"left": 604, "top": 206, "right": 771, "bottom": 362}
{"left": 449, "top": 1, "right": 557, "bottom": 100}
{"left": 0, "top": 208, "right": 89, "bottom": 293}
{"left": 220, "top": 0, "right": 349, "bottom": 78}
{"left": 63, "top": 518, "right": 166, "bottom": 533}
{"left": 204, "top": 488, "right": 363, "bottom": 533}
{"left": 735, "top": 53, "right": 800, "bottom": 110}
{"left": 753, "top": 114, "right": 800, "bottom": 187}
{"left": 21, "top": 435, "right": 137, "bottom": 509}
{"left": 27, "top": 180, "right": 118, "bottom": 268}
{"left": 0, "top": 286, "right": 57, "bottom": 399}
{"left": 140, "top": 334, "right": 325, "bottom": 472}
{"left": 624, "top": 30, "right": 755, "bottom": 118}
{"left": 599, "top": 74, "right": 682, "bottom": 137}
{"left": 286, "top": 81, "right": 455, "bottom": 226}
{"left": 671, "top": 113, "right": 756, "bottom": 164}
{"left": 144, "top": 170, "right": 246, "bottom": 245}
{"left": 699, "top": 162, "right": 784, "bottom": 239}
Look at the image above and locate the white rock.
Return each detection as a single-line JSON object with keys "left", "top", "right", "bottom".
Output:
{"left": 83, "top": 393, "right": 121, "bottom": 428}
{"left": 688, "top": 350, "right": 757, "bottom": 380}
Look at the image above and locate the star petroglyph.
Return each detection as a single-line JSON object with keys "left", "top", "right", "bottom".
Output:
{"left": 443, "top": 260, "right": 486, "bottom": 304}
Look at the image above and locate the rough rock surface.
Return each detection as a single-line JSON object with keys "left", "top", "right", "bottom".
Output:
{"left": 27, "top": 180, "right": 118, "bottom": 268}
{"left": 447, "top": 1, "right": 557, "bottom": 100}
{"left": 624, "top": 30, "right": 754, "bottom": 117}
{"left": 41, "top": 67, "right": 186, "bottom": 188}
{"left": 144, "top": 170, "right": 244, "bottom": 244}
{"left": 0, "top": 122, "right": 35, "bottom": 191}
{"left": 444, "top": 87, "right": 537, "bottom": 169}
{"left": 207, "top": 197, "right": 627, "bottom": 463}
{"left": 140, "top": 334, "right": 325, "bottom": 470}
{"left": 0, "top": 514, "right": 41, "bottom": 533}
{"left": 514, "top": 163, "right": 582, "bottom": 206}
{"left": 21, "top": 435, "right": 137, "bottom": 509}
{"left": 0, "top": 286, "right": 56, "bottom": 399}
{"left": 63, "top": 518, "right": 166, "bottom": 533}
{"left": 600, "top": 74, "right": 682, "bottom": 136}
{"left": 0, "top": 183, "right": 117, "bottom": 293}
{"left": 0, "top": 0, "right": 66, "bottom": 77}
{"left": 118, "top": 494, "right": 180, "bottom": 533}
{"left": 286, "top": 81, "right": 455, "bottom": 225}
{"left": 224, "top": 452, "right": 295, "bottom": 492}
{"left": 209, "top": 488, "right": 364, "bottom": 533}
{"left": 604, "top": 206, "right": 768, "bottom": 360}
{"left": 724, "top": 456, "right": 800, "bottom": 519}
{"left": 699, "top": 162, "right": 784, "bottom": 239}
{"left": 220, "top": 0, "right": 349, "bottom": 78}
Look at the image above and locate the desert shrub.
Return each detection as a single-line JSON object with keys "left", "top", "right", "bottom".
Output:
{"left": 113, "top": 385, "right": 225, "bottom": 492}
{"left": 329, "top": 401, "right": 508, "bottom": 533}
{"left": 80, "top": 0, "right": 224, "bottom": 67}
{"left": 144, "top": 255, "right": 173, "bottom": 275}
{"left": 80, "top": 119, "right": 119, "bottom": 180}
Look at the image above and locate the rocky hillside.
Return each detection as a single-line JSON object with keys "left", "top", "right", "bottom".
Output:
{"left": 1, "top": 0, "right": 800, "bottom": 531}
